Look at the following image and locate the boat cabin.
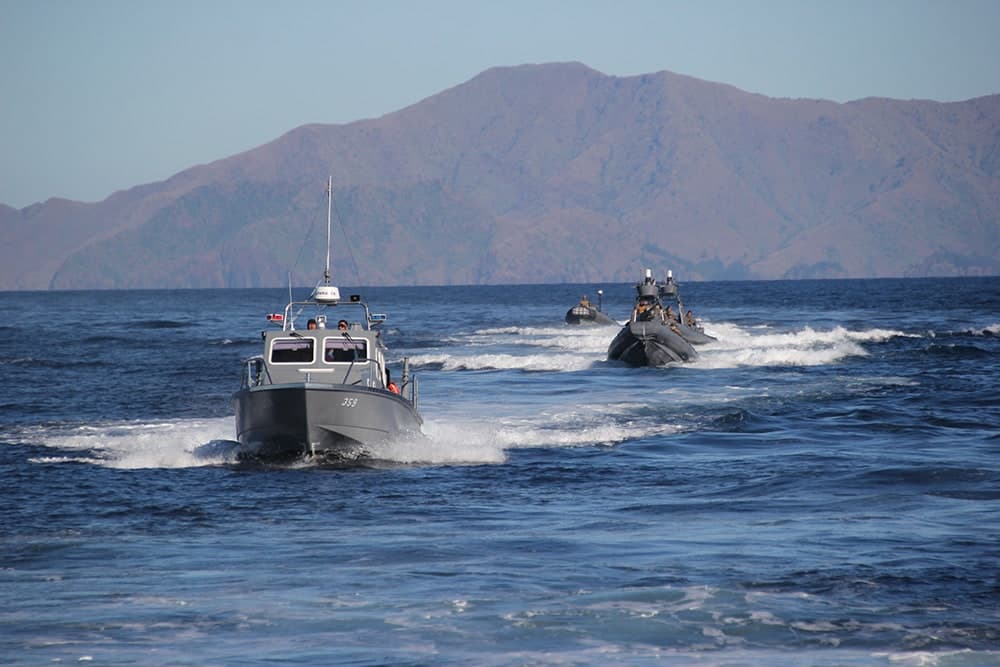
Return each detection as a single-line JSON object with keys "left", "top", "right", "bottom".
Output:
{"left": 240, "top": 292, "right": 409, "bottom": 398}
{"left": 260, "top": 328, "right": 382, "bottom": 387}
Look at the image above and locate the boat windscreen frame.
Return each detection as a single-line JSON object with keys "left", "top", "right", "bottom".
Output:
{"left": 322, "top": 336, "right": 369, "bottom": 364}
{"left": 268, "top": 337, "right": 316, "bottom": 364}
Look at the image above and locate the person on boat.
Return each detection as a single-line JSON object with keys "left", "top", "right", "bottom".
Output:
{"left": 579, "top": 295, "right": 591, "bottom": 308}
{"left": 685, "top": 310, "right": 697, "bottom": 327}
{"left": 385, "top": 370, "right": 400, "bottom": 394}
{"left": 337, "top": 319, "right": 349, "bottom": 331}
{"left": 307, "top": 319, "right": 318, "bottom": 330}
{"left": 635, "top": 298, "right": 657, "bottom": 322}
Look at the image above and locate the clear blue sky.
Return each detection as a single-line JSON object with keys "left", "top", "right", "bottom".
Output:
{"left": 2, "top": 0, "right": 998, "bottom": 209}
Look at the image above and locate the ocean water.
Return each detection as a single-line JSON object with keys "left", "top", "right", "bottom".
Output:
{"left": 1, "top": 277, "right": 998, "bottom": 666}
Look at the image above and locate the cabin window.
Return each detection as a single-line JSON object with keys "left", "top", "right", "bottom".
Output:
{"left": 270, "top": 338, "right": 315, "bottom": 364}
{"left": 324, "top": 338, "right": 367, "bottom": 363}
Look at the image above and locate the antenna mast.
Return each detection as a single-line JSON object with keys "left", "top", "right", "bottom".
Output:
{"left": 324, "top": 175, "right": 332, "bottom": 284}
{"left": 313, "top": 176, "right": 341, "bottom": 304}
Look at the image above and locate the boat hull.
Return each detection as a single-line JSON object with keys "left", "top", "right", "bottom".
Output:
{"left": 607, "top": 321, "right": 697, "bottom": 366}
{"left": 675, "top": 323, "right": 717, "bottom": 345}
{"left": 234, "top": 383, "right": 423, "bottom": 460}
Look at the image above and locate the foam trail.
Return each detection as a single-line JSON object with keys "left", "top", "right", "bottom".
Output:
{"left": 25, "top": 407, "right": 671, "bottom": 469}
{"left": 419, "top": 320, "right": 911, "bottom": 374}
{"left": 367, "top": 408, "right": 680, "bottom": 466}
{"left": 693, "top": 324, "right": 907, "bottom": 369}
{"left": 486, "top": 412, "right": 681, "bottom": 449}
{"left": 414, "top": 324, "right": 614, "bottom": 372}
{"left": 410, "top": 351, "right": 598, "bottom": 372}
{"left": 471, "top": 324, "right": 618, "bottom": 351}
{"left": 28, "top": 418, "right": 238, "bottom": 469}
{"left": 366, "top": 422, "right": 509, "bottom": 465}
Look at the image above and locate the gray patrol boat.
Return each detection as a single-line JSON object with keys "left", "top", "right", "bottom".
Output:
{"left": 233, "top": 178, "right": 422, "bottom": 460}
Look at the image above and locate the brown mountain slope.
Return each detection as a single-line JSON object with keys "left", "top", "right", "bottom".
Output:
{"left": 1, "top": 62, "right": 997, "bottom": 289}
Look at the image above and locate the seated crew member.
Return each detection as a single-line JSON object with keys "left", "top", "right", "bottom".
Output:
{"left": 385, "top": 369, "right": 400, "bottom": 394}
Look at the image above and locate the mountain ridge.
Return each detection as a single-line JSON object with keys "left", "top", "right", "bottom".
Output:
{"left": 2, "top": 62, "right": 998, "bottom": 290}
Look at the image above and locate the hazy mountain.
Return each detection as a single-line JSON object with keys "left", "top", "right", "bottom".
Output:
{"left": 2, "top": 62, "right": 998, "bottom": 290}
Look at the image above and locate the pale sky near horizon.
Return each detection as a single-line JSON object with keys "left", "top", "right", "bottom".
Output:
{"left": 2, "top": 0, "right": 998, "bottom": 210}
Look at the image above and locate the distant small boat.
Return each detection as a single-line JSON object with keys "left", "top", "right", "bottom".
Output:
{"left": 607, "top": 269, "right": 713, "bottom": 366}
{"left": 565, "top": 289, "right": 617, "bottom": 326}
{"left": 233, "top": 178, "right": 423, "bottom": 460}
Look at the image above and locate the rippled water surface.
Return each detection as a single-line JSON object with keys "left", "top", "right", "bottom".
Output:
{"left": 1, "top": 278, "right": 998, "bottom": 665}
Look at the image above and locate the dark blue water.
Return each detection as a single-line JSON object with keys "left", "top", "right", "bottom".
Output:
{"left": 1, "top": 278, "right": 998, "bottom": 665}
